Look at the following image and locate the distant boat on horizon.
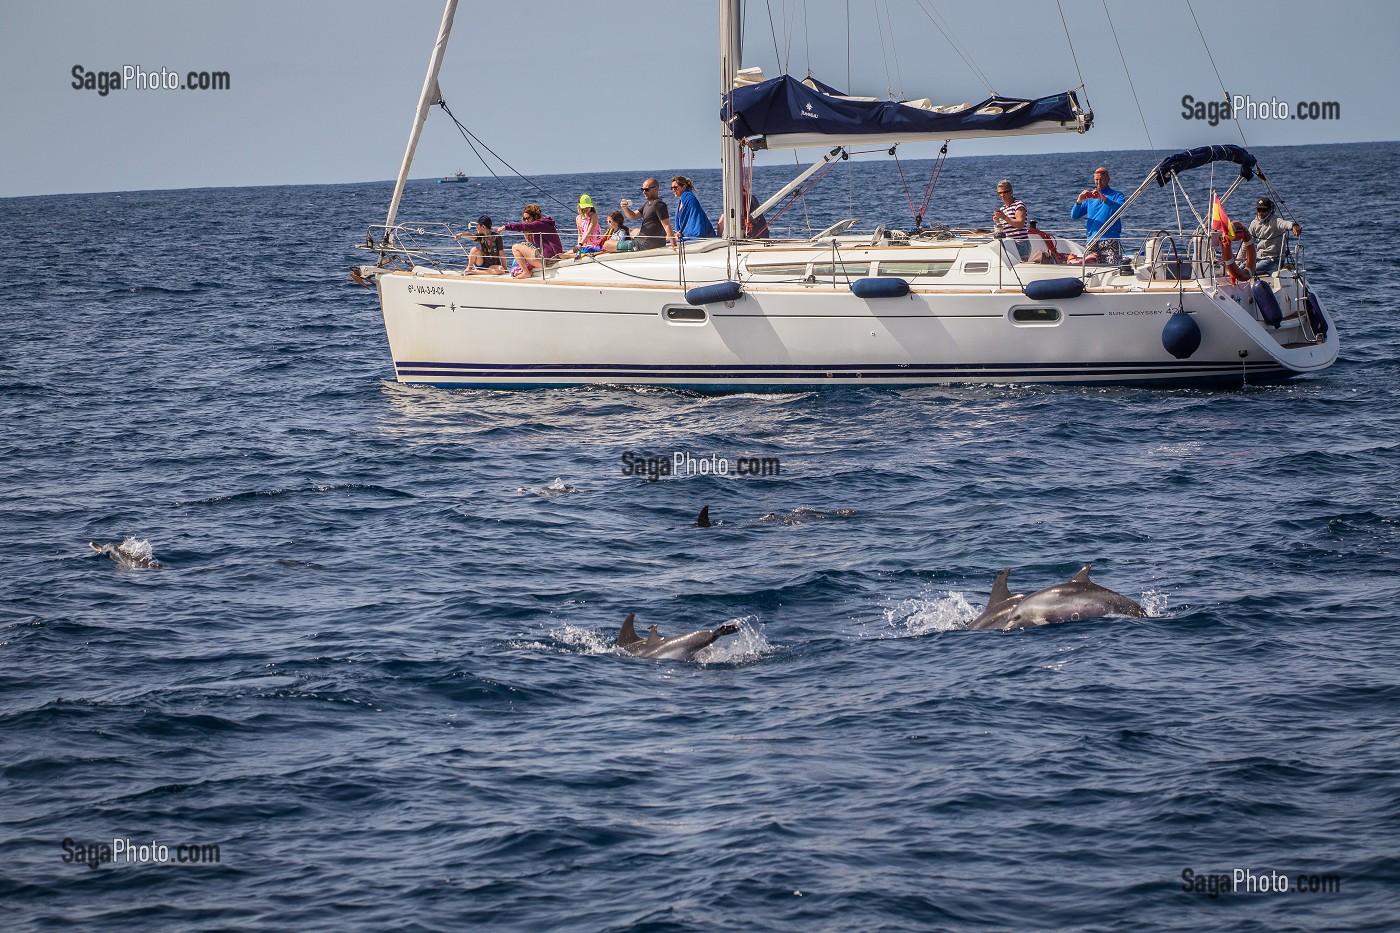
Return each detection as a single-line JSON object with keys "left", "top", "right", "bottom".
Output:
{"left": 437, "top": 171, "right": 468, "bottom": 184}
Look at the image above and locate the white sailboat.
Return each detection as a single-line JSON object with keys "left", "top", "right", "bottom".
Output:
{"left": 353, "top": 1, "right": 1336, "bottom": 390}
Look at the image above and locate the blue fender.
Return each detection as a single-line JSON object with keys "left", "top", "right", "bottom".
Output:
{"left": 1305, "top": 289, "right": 1328, "bottom": 337}
{"left": 1162, "top": 310, "right": 1202, "bottom": 359}
{"left": 1250, "top": 279, "right": 1283, "bottom": 327}
{"left": 850, "top": 277, "right": 910, "bottom": 298}
{"left": 685, "top": 281, "right": 743, "bottom": 305}
{"left": 1023, "top": 277, "right": 1085, "bottom": 300}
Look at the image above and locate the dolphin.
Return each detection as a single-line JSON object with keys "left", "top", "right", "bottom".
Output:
{"left": 695, "top": 506, "right": 712, "bottom": 528}
{"left": 88, "top": 540, "right": 162, "bottom": 570}
{"left": 967, "top": 569, "right": 1027, "bottom": 630}
{"left": 1001, "top": 565, "right": 1146, "bottom": 629}
{"left": 615, "top": 612, "right": 741, "bottom": 661}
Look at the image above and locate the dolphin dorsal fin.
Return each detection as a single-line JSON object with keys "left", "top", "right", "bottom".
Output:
{"left": 1070, "top": 565, "right": 1092, "bottom": 584}
{"left": 617, "top": 612, "right": 639, "bottom": 647}
{"left": 695, "top": 506, "right": 711, "bottom": 528}
{"left": 645, "top": 624, "right": 662, "bottom": 646}
{"left": 989, "top": 569, "right": 1012, "bottom": 604}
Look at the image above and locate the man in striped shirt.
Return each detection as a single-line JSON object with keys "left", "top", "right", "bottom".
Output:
{"left": 994, "top": 179, "right": 1031, "bottom": 259}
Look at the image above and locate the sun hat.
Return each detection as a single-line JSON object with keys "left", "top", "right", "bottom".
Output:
{"left": 578, "top": 194, "right": 594, "bottom": 209}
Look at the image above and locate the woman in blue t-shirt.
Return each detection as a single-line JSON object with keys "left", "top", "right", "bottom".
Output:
{"left": 670, "top": 176, "right": 716, "bottom": 242}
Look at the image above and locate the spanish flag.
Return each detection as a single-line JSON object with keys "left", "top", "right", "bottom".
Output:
{"left": 1211, "top": 194, "right": 1235, "bottom": 243}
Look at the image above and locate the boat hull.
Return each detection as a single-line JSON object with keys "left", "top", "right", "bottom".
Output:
{"left": 374, "top": 270, "right": 1336, "bottom": 390}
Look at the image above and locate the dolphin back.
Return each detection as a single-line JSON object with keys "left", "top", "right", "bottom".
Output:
{"left": 617, "top": 613, "right": 642, "bottom": 648}
{"left": 1007, "top": 566, "right": 1146, "bottom": 627}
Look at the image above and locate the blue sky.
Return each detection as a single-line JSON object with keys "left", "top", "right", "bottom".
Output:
{"left": 0, "top": 0, "right": 1390, "bottom": 197}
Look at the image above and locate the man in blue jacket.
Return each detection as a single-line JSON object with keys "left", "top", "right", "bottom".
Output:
{"left": 1071, "top": 166, "right": 1127, "bottom": 265}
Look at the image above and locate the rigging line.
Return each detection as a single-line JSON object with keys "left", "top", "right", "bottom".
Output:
{"left": 782, "top": 0, "right": 796, "bottom": 76}
{"left": 1100, "top": 0, "right": 1156, "bottom": 157}
{"left": 872, "top": 0, "right": 894, "bottom": 99}
{"left": 908, "top": 0, "right": 996, "bottom": 95}
{"left": 882, "top": 0, "right": 905, "bottom": 99}
{"left": 764, "top": 0, "right": 782, "bottom": 69}
{"left": 892, "top": 150, "right": 917, "bottom": 220}
{"left": 1054, "top": 0, "right": 1089, "bottom": 110}
{"left": 438, "top": 101, "right": 570, "bottom": 213}
{"left": 846, "top": 0, "right": 851, "bottom": 91}
{"left": 1184, "top": 0, "right": 1248, "bottom": 146}
{"left": 802, "top": 0, "right": 811, "bottom": 75}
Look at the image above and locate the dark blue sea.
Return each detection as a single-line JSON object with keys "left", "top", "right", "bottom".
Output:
{"left": 3, "top": 142, "right": 1398, "bottom": 931}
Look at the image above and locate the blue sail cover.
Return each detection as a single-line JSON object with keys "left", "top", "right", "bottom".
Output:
{"left": 1150, "top": 145, "right": 1257, "bottom": 186}
{"left": 725, "top": 74, "right": 1089, "bottom": 149}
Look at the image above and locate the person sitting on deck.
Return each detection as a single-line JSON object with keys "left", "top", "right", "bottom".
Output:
{"left": 620, "top": 178, "right": 673, "bottom": 251}
{"left": 599, "top": 211, "right": 634, "bottom": 253}
{"left": 1026, "top": 220, "right": 1070, "bottom": 264}
{"left": 454, "top": 215, "right": 507, "bottom": 275}
{"left": 560, "top": 194, "right": 606, "bottom": 259}
{"left": 1248, "top": 197, "right": 1302, "bottom": 275}
{"left": 670, "top": 176, "right": 716, "bottom": 243}
{"left": 498, "top": 203, "right": 563, "bottom": 277}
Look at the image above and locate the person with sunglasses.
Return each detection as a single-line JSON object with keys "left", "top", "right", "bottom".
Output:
{"left": 669, "top": 176, "right": 716, "bottom": 242}
{"left": 1071, "top": 166, "right": 1126, "bottom": 265}
{"left": 1248, "top": 197, "right": 1302, "bottom": 276}
{"left": 620, "top": 178, "right": 674, "bottom": 251}
{"left": 993, "top": 179, "right": 1031, "bottom": 259}
{"left": 497, "top": 203, "right": 563, "bottom": 277}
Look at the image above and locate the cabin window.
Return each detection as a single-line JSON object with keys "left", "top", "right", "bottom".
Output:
{"left": 746, "top": 263, "right": 810, "bottom": 279}
{"left": 811, "top": 262, "right": 871, "bottom": 281}
{"left": 664, "top": 305, "right": 708, "bottom": 324}
{"left": 1010, "top": 306, "right": 1062, "bottom": 325}
{"left": 877, "top": 261, "right": 954, "bottom": 279}
{"left": 963, "top": 261, "right": 990, "bottom": 274}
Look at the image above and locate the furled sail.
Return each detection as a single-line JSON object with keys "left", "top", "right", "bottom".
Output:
{"left": 724, "top": 74, "right": 1090, "bottom": 150}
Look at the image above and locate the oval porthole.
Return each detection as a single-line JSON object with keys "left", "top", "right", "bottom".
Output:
{"left": 963, "top": 261, "right": 990, "bottom": 274}
{"left": 664, "top": 305, "right": 708, "bottom": 324}
{"left": 1011, "top": 306, "right": 1062, "bottom": 325}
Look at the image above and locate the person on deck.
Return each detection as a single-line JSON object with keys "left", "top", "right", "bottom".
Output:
{"left": 498, "top": 203, "right": 563, "bottom": 277}
{"left": 560, "top": 195, "right": 605, "bottom": 259}
{"left": 599, "top": 211, "right": 634, "bottom": 253}
{"left": 1071, "top": 166, "right": 1126, "bottom": 265}
{"left": 620, "top": 178, "right": 674, "bottom": 251}
{"left": 993, "top": 179, "right": 1030, "bottom": 259}
{"left": 1248, "top": 197, "right": 1302, "bottom": 275}
{"left": 454, "top": 214, "right": 507, "bottom": 275}
{"left": 670, "top": 176, "right": 716, "bottom": 243}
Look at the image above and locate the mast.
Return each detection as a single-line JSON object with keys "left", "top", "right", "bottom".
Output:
{"left": 385, "top": 0, "right": 460, "bottom": 230}
{"left": 719, "top": 0, "right": 743, "bottom": 241}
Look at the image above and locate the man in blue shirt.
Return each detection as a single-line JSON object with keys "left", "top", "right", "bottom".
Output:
{"left": 1071, "top": 166, "right": 1127, "bottom": 265}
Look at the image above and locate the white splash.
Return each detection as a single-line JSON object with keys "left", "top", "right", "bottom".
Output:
{"left": 1140, "top": 588, "right": 1170, "bottom": 617}
{"left": 516, "top": 477, "right": 577, "bottom": 497}
{"left": 89, "top": 536, "right": 161, "bottom": 569}
{"left": 693, "top": 618, "right": 772, "bottom": 664}
{"left": 117, "top": 536, "right": 155, "bottom": 561}
{"left": 881, "top": 591, "right": 976, "bottom": 636}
